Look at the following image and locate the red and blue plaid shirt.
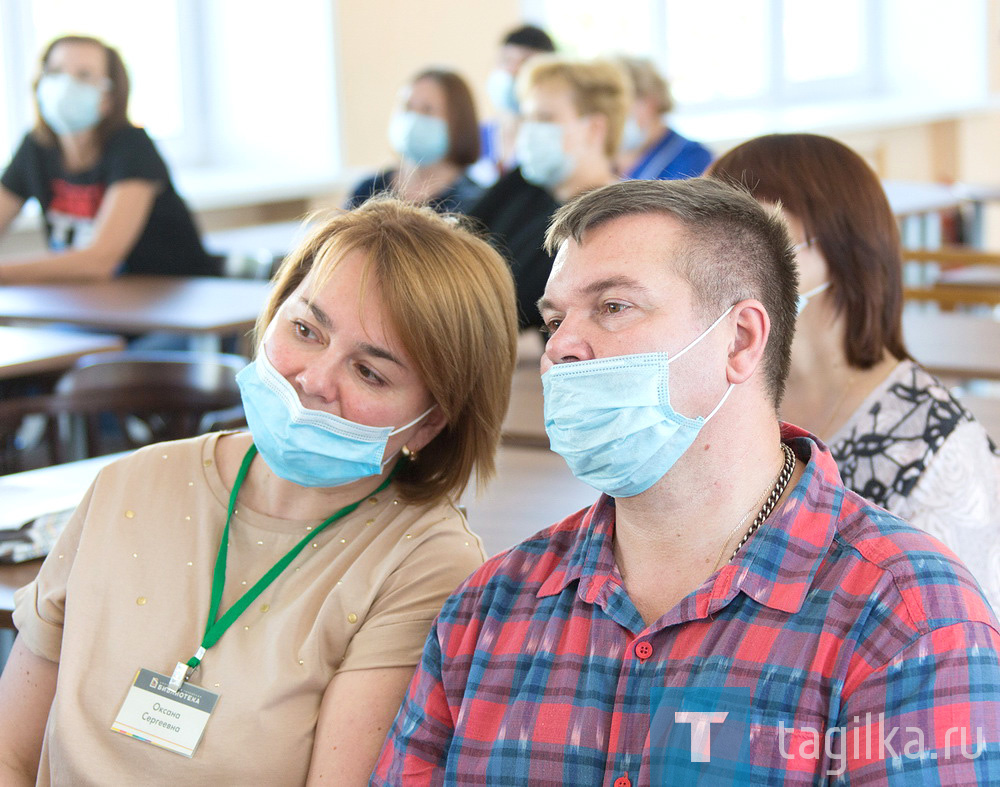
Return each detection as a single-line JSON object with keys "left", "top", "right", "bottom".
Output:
{"left": 373, "top": 426, "right": 1000, "bottom": 785}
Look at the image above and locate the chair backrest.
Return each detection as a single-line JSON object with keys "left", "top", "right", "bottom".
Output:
{"left": 1, "top": 350, "right": 248, "bottom": 471}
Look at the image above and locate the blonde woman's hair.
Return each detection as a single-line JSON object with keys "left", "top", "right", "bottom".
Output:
{"left": 518, "top": 55, "right": 630, "bottom": 158}
{"left": 258, "top": 198, "right": 519, "bottom": 505}
{"left": 615, "top": 55, "right": 673, "bottom": 115}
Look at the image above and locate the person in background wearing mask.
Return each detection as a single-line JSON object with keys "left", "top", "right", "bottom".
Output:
{"left": 477, "top": 24, "right": 556, "bottom": 182}
{"left": 469, "top": 56, "right": 627, "bottom": 331}
{"left": 0, "top": 35, "right": 213, "bottom": 284}
{"left": 615, "top": 55, "right": 712, "bottom": 181}
{"left": 347, "top": 69, "right": 483, "bottom": 214}
{"left": 0, "top": 198, "right": 518, "bottom": 785}
{"left": 710, "top": 133, "right": 1000, "bottom": 612}
{"left": 374, "top": 179, "right": 1000, "bottom": 784}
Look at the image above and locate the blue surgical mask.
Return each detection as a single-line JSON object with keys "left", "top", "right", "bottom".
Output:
{"left": 621, "top": 116, "right": 644, "bottom": 152}
{"left": 388, "top": 111, "right": 449, "bottom": 165}
{"left": 796, "top": 281, "right": 830, "bottom": 315}
{"left": 487, "top": 69, "right": 519, "bottom": 114}
{"left": 236, "top": 349, "right": 433, "bottom": 488}
{"left": 37, "top": 73, "right": 104, "bottom": 135}
{"left": 542, "top": 306, "right": 735, "bottom": 497}
{"left": 516, "top": 121, "right": 574, "bottom": 188}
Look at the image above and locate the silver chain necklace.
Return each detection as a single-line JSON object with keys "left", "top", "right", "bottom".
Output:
{"left": 729, "top": 442, "right": 796, "bottom": 562}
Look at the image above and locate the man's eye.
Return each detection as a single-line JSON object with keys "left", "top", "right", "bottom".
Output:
{"left": 541, "top": 319, "right": 561, "bottom": 337}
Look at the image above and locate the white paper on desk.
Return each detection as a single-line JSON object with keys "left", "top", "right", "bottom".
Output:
{"left": 0, "top": 485, "right": 85, "bottom": 532}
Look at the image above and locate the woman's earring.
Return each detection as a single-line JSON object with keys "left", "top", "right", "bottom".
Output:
{"left": 401, "top": 445, "right": 418, "bottom": 462}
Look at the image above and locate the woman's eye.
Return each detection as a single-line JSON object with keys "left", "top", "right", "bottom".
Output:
{"left": 357, "top": 364, "right": 386, "bottom": 386}
{"left": 292, "top": 320, "right": 315, "bottom": 339}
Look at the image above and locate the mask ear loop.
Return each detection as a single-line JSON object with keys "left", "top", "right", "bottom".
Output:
{"left": 380, "top": 405, "right": 438, "bottom": 470}
{"left": 704, "top": 382, "right": 735, "bottom": 424}
{"left": 799, "top": 281, "right": 830, "bottom": 300}
{"left": 388, "top": 404, "right": 436, "bottom": 436}
{"left": 668, "top": 304, "right": 737, "bottom": 424}
{"left": 669, "top": 304, "right": 736, "bottom": 364}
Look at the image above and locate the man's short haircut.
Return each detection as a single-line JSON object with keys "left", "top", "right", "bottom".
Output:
{"left": 544, "top": 178, "right": 798, "bottom": 408}
{"left": 502, "top": 24, "right": 556, "bottom": 52}
{"left": 710, "top": 133, "right": 908, "bottom": 370}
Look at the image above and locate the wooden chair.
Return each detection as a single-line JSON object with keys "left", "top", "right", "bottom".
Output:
{"left": 0, "top": 350, "right": 247, "bottom": 471}
{"left": 902, "top": 246, "right": 1000, "bottom": 308}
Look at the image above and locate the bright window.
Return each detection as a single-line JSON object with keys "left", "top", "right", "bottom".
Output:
{"left": 1, "top": 0, "right": 338, "bottom": 177}
{"left": 522, "top": 0, "right": 987, "bottom": 115}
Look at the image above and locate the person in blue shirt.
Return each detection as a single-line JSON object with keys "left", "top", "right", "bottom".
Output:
{"left": 616, "top": 56, "right": 713, "bottom": 182}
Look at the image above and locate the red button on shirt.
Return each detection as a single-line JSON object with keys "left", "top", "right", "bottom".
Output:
{"left": 635, "top": 641, "right": 653, "bottom": 660}
{"left": 614, "top": 776, "right": 631, "bottom": 787}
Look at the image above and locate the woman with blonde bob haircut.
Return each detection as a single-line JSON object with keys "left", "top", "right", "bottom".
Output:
{"left": 0, "top": 197, "right": 518, "bottom": 785}
{"left": 469, "top": 55, "right": 627, "bottom": 330}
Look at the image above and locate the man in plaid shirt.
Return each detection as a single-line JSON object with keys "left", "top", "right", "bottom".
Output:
{"left": 373, "top": 179, "right": 1000, "bottom": 785}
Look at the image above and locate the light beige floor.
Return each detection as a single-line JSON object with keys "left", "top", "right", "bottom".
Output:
{"left": 460, "top": 443, "right": 598, "bottom": 557}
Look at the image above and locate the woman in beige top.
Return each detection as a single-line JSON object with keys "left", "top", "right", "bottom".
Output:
{"left": 0, "top": 198, "right": 518, "bottom": 784}
{"left": 710, "top": 133, "right": 1000, "bottom": 612}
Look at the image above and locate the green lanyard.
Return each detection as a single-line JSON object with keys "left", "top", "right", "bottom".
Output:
{"left": 167, "top": 444, "right": 396, "bottom": 692}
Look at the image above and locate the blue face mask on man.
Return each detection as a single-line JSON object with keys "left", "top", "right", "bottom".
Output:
{"left": 388, "top": 111, "right": 449, "bottom": 165}
{"left": 37, "top": 73, "right": 105, "bottom": 135}
{"left": 542, "top": 306, "right": 735, "bottom": 498}
{"left": 236, "top": 348, "right": 432, "bottom": 488}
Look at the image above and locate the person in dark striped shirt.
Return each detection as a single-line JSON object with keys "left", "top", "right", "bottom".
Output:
{"left": 373, "top": 178, "right": 1000, "bottom": 786}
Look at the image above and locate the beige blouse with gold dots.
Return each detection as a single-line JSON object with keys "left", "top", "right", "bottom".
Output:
{"left": 13, "top": 432, "right": 486, "bottom": 786}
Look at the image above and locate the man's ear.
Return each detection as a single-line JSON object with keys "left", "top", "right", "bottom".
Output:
{"left": 726, "top": 299, "right": 770, "bottom": 385}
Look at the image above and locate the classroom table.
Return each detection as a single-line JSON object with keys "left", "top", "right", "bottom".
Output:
{"left": 0, "top": 452, "right": 124, "bottom": 629}
{"left": 0, "top": 276, "right": 272, "bottom": 353}
{"left": 0, "top": 326, "right": 125, "bottom": 381}
{"left": 0, "top": 560, "right": 42, "bottom": 629}
{"left": 902, "top": 310, "right": 1000, "bottom": 381}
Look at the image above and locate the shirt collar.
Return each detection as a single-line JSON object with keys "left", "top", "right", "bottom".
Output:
{"left": 537, "top": 424, "right": 843, "bottom": 616}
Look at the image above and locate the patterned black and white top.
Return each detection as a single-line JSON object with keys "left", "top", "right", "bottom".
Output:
{"left": 830, "top": 360, "right": 1000, "bottom": 611}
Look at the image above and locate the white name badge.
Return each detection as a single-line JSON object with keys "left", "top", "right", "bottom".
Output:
{"left": 111, "top": 668, "right": 220, "bottom": 758}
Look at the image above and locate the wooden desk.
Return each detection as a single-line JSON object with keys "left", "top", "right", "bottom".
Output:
{"left": 904, "top": 283, "right": 1000, "bottom": 309}
{"left": 0, "top": 276, "right": 272, "bottom": 352}
{"left": 0, "top": 326, "right": 124, "bottom": 381}
{"left": 903, "top": 310, "right": 1000, "bottom": 381}
{"left": 0, "top": 560, "right": 42, "bottom": 629}
{"left": 0, "top": 452, "right": 123, "bottom": 629}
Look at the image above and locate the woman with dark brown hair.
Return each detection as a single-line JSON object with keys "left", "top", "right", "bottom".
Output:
{"left": 347, "top": 69, "right": 484, "bottom": 214}
{"left": 0, "top": 35, "right": 213, "bottom": 283}
{"left": 711, "top": 132, "right": 1000, "bottom": 612}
